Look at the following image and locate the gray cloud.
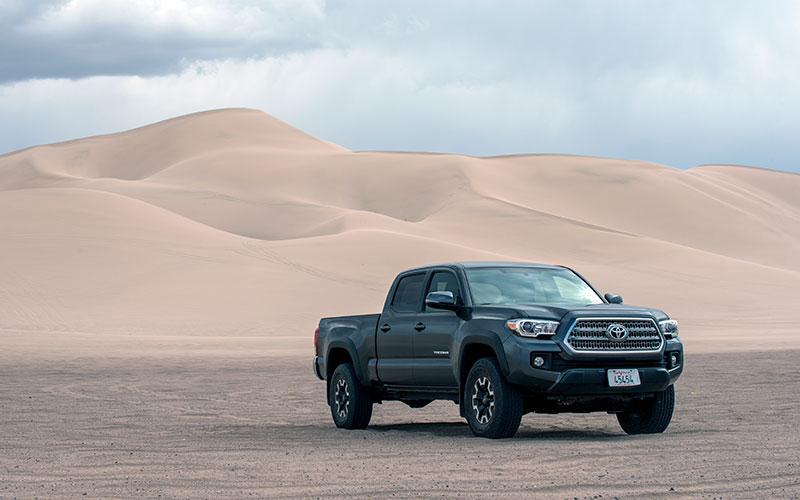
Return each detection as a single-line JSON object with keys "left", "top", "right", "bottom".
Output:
{"left": 1, "top": 0, "right": 799, "bottom": 172}
{"left": 0, "top": 0, "right": 324, "bottom": 82}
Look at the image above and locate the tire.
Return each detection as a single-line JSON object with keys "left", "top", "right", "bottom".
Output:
{"left": 329, "top": 363, "right": 373, "bottom": 429}
{"left": 617, "top": 385, "right": 675, "bottom": 435}
{"left": 464, "top": 357, "right": 523, "bottom": 438}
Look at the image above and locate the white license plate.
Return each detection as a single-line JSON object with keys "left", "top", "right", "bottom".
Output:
{"left": 608, "top": 369, "right": 641, "bottom": 387}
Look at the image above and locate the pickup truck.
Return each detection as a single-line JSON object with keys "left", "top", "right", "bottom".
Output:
{"left": 313, "top": 262, "right": 683, "bottom": 438}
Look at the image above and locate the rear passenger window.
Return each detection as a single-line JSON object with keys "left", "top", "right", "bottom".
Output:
{"left": 392, "top": 274, "right": 425, "bottom": 312}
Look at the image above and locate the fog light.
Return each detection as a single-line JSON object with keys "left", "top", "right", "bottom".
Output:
{"left": 671, "top": 354, "right": 679, "bottom": 367}
{"left": 533, "top": 356, "right": 545, "bottom": 368}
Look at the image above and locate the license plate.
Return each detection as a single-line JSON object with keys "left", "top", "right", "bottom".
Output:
{"left": 608, "top": 368, "right": 641, "bottom": 387}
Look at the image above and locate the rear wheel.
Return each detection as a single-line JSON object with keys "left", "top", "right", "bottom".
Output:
{"left": 617, "top": 385, "right": 675, "bottom": 435}
{"left": 329, "top": 363, "right": 373, "bottom": 429}
{"left": 464, "top": 357, "right": 523, "bottom": 438}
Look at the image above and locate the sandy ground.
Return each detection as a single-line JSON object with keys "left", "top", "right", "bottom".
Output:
{"left": 1, "top": 339, "right": 798, "bottom": 500}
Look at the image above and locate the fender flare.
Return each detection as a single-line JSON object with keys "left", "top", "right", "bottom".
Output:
{"left": 456, "top": 334, "right": 510, "bottom": 383}
{"left": 325, "top": 339, "right": 368, "bottom": 385}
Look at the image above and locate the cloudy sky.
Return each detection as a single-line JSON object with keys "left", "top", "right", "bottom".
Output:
{"left": 1, "top": 0, "right": 799, "bottom": 171}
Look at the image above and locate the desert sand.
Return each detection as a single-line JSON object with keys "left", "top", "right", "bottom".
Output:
{"left": 1, "top": 108, "right": 798, "bottom": 498}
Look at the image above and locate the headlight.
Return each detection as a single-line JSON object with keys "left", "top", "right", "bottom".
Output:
{"left": 659, "top": 319, "right": 679, "bottom": 338}
{"left": 506, "top": 319, "right": 559, "bottom": 338}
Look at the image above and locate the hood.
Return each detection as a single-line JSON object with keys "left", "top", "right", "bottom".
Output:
{"left": 473, "top": 303, "right": 668, "bottom": 322}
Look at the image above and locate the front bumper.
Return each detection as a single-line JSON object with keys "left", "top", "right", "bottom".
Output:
{"left": 312, "top": 356, "right": 324, "bottom": 380}
{"left": 502, "top": 335, "right": 684, "bottom": 395}
{"left": 544, "top": 366, "right": 674, "bottom": 394}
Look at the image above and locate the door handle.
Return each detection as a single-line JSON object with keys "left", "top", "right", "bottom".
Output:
{"left": 380, "top": 324, "right": 391, "bottom": 333}
{"left": 414, "top": 322, "right": 426, "bottom": 332}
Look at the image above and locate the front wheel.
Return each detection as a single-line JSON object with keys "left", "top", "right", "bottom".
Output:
{"left": 617, "top": 385, "right": 675, "bottom": 435}
{"left": 464, "top": 357, "right": 523, "bottom": 438}
{"left": 329, "top": 363, "right": 373, "bottom": 429}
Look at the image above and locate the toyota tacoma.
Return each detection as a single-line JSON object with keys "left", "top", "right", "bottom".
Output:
{"left": 313, "top": 262, "right": 683, "bottom": 438}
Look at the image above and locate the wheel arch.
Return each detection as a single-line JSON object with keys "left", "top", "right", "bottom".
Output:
{"left": 325, "top": 340, "right": 368, "bottom": 401}
{"left": 457, "top": 336, "right": 510, "bottom": 386}
{"left": 325, "top": 341, "right": 364, "bottom": 379}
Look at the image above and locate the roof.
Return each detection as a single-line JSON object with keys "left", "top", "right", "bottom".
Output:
{"left": 400, "top": 261, "right": 565, "bottom": 274}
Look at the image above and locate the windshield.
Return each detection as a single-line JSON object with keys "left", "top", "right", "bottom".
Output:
{"left": 465, "top": 267, "right": 604, "bottom": 307}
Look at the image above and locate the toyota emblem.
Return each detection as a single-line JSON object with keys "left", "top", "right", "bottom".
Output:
{"left": 605, "top": 323, "right": 629, "bottom": 342}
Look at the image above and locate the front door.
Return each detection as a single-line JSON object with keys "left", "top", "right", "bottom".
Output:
{"left": 413, "top": 270, "right": 462, "bottom": 387}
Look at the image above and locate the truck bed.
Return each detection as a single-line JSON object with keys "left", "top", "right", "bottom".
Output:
{"left": 317, "top": 313, "right": 381, "bottom": 384}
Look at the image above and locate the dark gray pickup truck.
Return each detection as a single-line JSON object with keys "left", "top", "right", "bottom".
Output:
{"left": 313, "top": 262, "right": 683, "bottom": 438}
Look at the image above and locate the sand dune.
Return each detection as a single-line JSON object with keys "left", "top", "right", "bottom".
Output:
{"left": 1, "top": 108, "right": 798, "bottom": 353}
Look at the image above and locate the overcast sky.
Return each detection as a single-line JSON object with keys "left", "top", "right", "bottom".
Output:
{"left": 1, "top": 0, "right": 799, "bottom": 171}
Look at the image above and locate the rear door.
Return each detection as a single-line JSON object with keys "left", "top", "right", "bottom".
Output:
{"left": 375, "top": 272, "right": 426, "bottom": 385}
{"left": 413, "top": 270, "right": 462, "bottom": 387}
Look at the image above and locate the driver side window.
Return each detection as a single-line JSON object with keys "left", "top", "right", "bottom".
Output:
{"left": 424, "top": 271, "right": 461, "bottom": 311}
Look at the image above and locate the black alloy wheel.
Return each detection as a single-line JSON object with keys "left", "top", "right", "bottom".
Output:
{"left": 333, "top": 378, "right": 350, "bottom": 419}
{"left": 472, "top": 376, "right": 495, "bottom": 424}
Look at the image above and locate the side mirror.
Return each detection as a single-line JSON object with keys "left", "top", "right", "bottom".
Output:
{"left": 425, "top": 291, "right": 458, "bottom": 310}
{"left": 605, "top": 293, "right": 623, "bottom": 304}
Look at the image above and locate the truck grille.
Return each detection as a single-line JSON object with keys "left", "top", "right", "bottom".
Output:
{"left": 565, "top": 318, "right": 663, "bottom": 353}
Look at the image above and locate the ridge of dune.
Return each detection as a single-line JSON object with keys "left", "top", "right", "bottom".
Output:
{"left": 0, "top": 108, "right": 347, "bottom": 187}
{"left": 0, "top": 108, "right": 348, "bottom": 159}
{"left": 691, "top": 163, "right": 800, "bottom": 176}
